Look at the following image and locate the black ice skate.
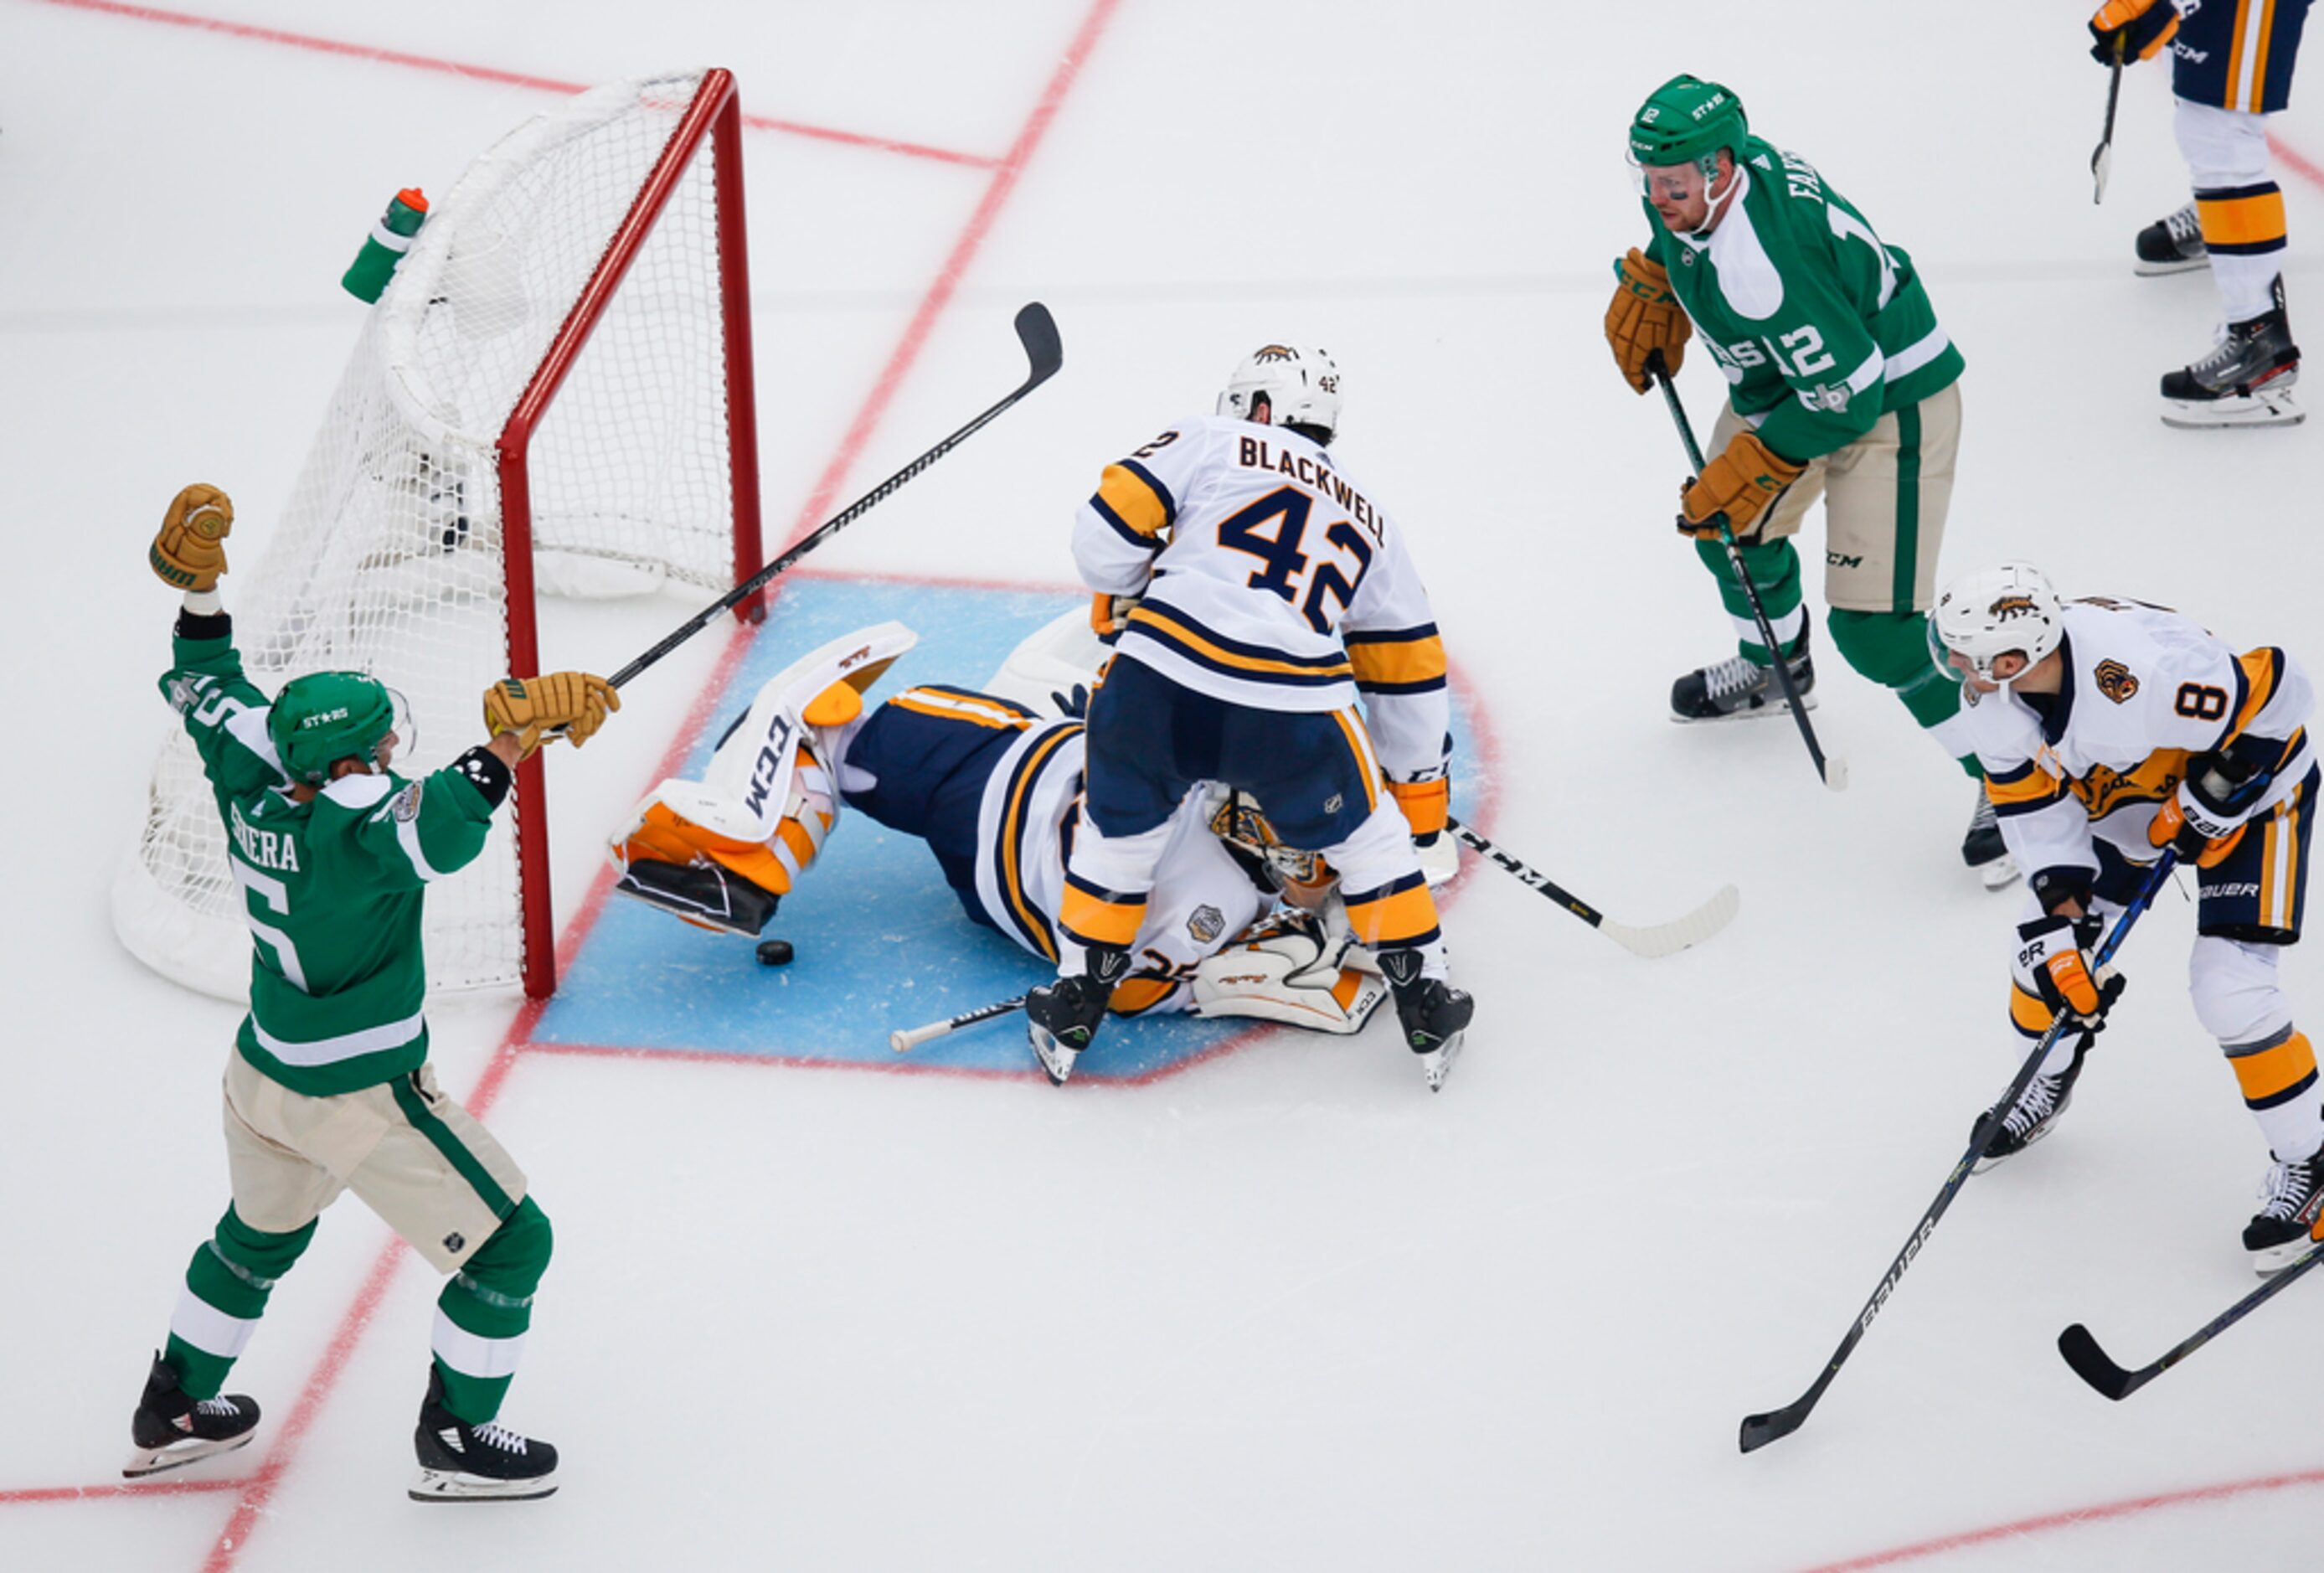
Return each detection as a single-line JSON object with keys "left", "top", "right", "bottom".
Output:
{"left": 125, "top": 1354, "right": 260, "bottom": 1478}
{"left": 410, "top": 1367, "right": 559, "bottom": 1503}
{"left": 2243, "top": 1144, "right": 2324, "bottom": 1275}
{"left": 1381, "top": 952, "right": 1474, "bottom": 1093}
{"left": 1961, "top": 790, "right": 2017, "bottom": 890}
{"left": 2161, "top": 277, "right": 2302, "bottom": 429}
{"left": 1024, "top": 948, "right": 1130, "bottom": 1086}
{"left": 2133, "top": 203, "right": 2207, "bottom": 276}
{"left": 1972, "top": 1038, "right": 2090, "bottom": 1173}
{"left": 1670, "top": 627, "right": 1816, "bottom": 724}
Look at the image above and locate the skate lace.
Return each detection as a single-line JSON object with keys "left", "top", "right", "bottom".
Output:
{"left": 1968, "top": 796, "right": 1997, "bottom": 834}
{"left": 2254, "top": 1154, "right": 2323, "bottom": 1220}
{"left": 193, "top": 1397, "right": 242, "bottom": 1418}
{"left": 2192, "top": 325, "right": 2247, "bottom": 374}
{"left": 2166, "top": 204, "right": 2202, "bottom": 246}
{"left": 471, "top": 1421, "right": 528, "bottom": 1455}
{"left": 1702, "top": 656, "right": 1765, "bottom": 703}
{"left": 2002, "top": 1073, "right": 2063, "bottom": 1139}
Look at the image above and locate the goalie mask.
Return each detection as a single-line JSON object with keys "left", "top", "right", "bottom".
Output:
{"left": 1208, "top": 788, "right": 1331, "bottom": 901}
{"left": 1218, "top": 343, "right": 1342, "bottom": 443}
{"left": 1931, "top": 563, "right": 2065, "bottom": 686}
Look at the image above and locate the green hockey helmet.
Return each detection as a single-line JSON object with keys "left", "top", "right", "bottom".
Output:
{"left": 269, "top": 670, "right": 396, "bottom": 784}
{"left": 1627, "top": 75, "right": 1748, "bottom": 170}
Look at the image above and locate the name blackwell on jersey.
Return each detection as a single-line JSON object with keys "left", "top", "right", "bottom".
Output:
{"left": 1234, "top": 437, "right": 1387, "bottom": 543}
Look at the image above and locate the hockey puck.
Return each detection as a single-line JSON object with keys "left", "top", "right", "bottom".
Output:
{"left": 755, "top": 939, "right": 795, "bottom": 967}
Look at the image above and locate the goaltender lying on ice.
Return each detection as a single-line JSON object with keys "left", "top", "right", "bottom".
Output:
{"left": 602, "top": 609, "right": 1470, "bottom": 1052}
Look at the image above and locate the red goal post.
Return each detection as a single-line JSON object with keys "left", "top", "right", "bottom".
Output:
{"left": 114, "top": 69, "right": 765, "bottom": 1003}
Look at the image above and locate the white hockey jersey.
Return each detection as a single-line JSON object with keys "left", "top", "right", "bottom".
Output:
{"left": 970, "top": 715, "right": 1270, "bottom": 1015}
{"left": 1961, "top": 598, "right": 2313, "bottom": 884}
{"left": 1072, "top": 415, "right": 1451, "bottom": 779}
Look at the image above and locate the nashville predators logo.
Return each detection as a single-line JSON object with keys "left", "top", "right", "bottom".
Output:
{"left": 2094, "top": 660, "right": 2140, "bottom": 704}
{"left": 1987, "top": 595, "right": 2039, "bottom": 621}
{"left": 1252, "top": 345, "right": 1298, "bottom": 364}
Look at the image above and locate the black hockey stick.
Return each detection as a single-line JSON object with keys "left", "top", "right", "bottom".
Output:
{"left": 1648, "top": 358, "right": 1846, "bottom": 792}
{"left": 2059, "top": 1238, "right": 2324, "bottom": 1400}
{"left": 2093, "top": 34, "right": 2126, "bottom": 204}
{"left": 1445, "top": 817, "right": 1737, "bottom": 961}
{"left": 890, "top": 995, "right": 1026, "bottom": 1053}
{"left": 604, "top": 302, "right": 1064, "bottom": 691}
{"left": 1738, "top": 852, "right": 2177, "bottom": 1452}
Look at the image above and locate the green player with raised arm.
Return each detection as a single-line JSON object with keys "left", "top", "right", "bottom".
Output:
{"left": 1603, "top": 75, "right": 2007, "bottom": 885}
{"left": 125, "top": 483, "right": 618, "bottom": 1500}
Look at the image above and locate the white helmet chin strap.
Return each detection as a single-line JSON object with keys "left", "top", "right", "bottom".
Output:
{"left": 1687, "top": 158, "right": 1744, "bottom": 236}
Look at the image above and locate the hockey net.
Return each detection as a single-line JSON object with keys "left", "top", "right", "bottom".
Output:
{"left": 113, "top": 68, "right": 763, "bottom": 1003}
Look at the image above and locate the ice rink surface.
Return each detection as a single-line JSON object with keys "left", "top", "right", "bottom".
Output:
{"left": 5, "top": 0, "right": 2324, "bottom": 1567}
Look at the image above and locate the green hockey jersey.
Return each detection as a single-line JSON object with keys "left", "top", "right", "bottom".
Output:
{"left": 161, "top": 615, "right": 505, "bottom": 1095}
{"left": 1643, "top": 135, "right": 1964, "bottom": 462}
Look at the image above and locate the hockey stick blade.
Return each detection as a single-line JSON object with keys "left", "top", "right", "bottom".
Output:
{"left": 1597, "top": 882, "right": 1740, "bottom": 960}
{"left": 1013, "top": 301, "right": 1064, "bottom": 389}
{"left": 1823, "top": 755, "right": 1850, "bottom": 792}
{"left": 2056, "top": 1323, "right": 2143, "bottom": 1400}
{"left": 1739, "top": 1401, "right": 1811, "bottom": 1454}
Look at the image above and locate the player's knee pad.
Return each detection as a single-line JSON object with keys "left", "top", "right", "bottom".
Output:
{"left": 459, "top": 1195, "right": 553, "bottom": 1305}
{"left": 2190, "top": 934, "right": 2294, "bottom": 1047}
{"left": 2173, "top": 97, "right": 2271, "bottom": 188}
{"left": 216, "top": 1205, "right": 318, "bottom": 1277}
{"left": 1826, "top": 609, "right": 1935, "bottom": 691}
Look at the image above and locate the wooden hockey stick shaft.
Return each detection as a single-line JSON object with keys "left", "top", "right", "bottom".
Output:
{"left": 1649, "top": 358, "right": 1846, "bottom": 792}
{"left": 890, "top": 996, "right": 1028, "bottom": 1053}
{"left": 602, "top": 302, "right": 1064, "bottom": 693}
{"left": 1737, "top": 852, "right": 2178, "bottom": 1452}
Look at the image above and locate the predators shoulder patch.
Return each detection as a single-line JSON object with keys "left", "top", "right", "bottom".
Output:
{"left": 2094, "top": 660, "right": 2140, "bottom": 704}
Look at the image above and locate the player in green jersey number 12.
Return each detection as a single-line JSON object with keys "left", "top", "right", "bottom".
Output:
{"left": 1605, "top": 75, "right": 2009, "bottom": 888}
{"left": 126, "top": 484, "right": 617, "bottom": 1501}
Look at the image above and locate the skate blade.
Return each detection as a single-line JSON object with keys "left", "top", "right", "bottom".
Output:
{"left": 1420, "top": 1034, "right": 1465, "bottom": 1093}
{"left": 123, "top": 1431, "right": 253, "bottom": 1479}
{"left": 1667, "top": 691, "right": 1818, "bottom": 725}
{"left": 409, "top": 1465, "right": 559, "bottom": 1502}
{"left": 1028, "top": 1027, "right": 1080, "bottom": 1086}
{"left": 2132, "top": 256, "right": 2208, "bottom": 277}
{"left": 2162, "top": 385, "right": 2303, "bottom": 430}
{"left": 1975, "top": 853, "right": 2022, "bottom": 890}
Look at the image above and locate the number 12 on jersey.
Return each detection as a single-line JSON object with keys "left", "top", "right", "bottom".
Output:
{"left": 1215, "top": 484, "right": 1373, "bottom": 634}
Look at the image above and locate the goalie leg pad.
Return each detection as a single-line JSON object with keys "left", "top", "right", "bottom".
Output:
{"left": 1193, "top": 915, "right": 1389, "bottom": 1034}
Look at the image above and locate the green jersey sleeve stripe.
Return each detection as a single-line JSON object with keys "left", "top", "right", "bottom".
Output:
{"left": 394, "top": 812, "right": 451, "bottom": 882}
{"left": 1886, "top": 325, "right": 1954, "bottom": 381}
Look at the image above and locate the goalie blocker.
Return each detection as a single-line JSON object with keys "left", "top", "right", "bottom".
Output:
{"left": 607, "top": 612, "right": 1430, "bottom": 1038}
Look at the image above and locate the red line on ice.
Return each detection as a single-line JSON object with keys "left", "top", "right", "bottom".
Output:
{"left": 0, "top": 1478, "right": 241, "bottom": 1505}
{"left": 1796, "top": 1467, "right": 2324, "bottom": 1571}
{"left": 2270, "top": 132, "right": 2324, "bottom": 193}
{"left": 181, "top": 6, "right": 1123, "bottom": 1568}
{"left": 32, "top": 0, "right": 1002, "bottom": 168}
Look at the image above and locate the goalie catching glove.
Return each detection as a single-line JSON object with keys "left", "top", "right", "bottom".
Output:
{"left": 1605, "top": 249, "right": 1690, "bottom": 394}
{"left": 1678, "top": 431, "right": 1804, "bottom": 541}
{"left": 482, "top": 672, "right": 620, "bottom": 758}
{"left": 148, "top": 483, "right": 234, "bottom": 593}
{"left": 1192, "top": 910, "right": 1387, "bottom": 1035}
{"left": 2013, "top": 911, "right": 2126, "bottom": 1029}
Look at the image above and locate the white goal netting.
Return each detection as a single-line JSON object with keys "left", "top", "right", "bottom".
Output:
{"left": 114, "top": 70, "right": 753, "bottom": 1002}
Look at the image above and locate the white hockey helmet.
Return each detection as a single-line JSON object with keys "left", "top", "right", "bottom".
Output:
{"left": 1217, "top": 343, "right": 1342, "bottom": 442}
{"left": 1930, "top": 563, "right": 2066, "bottom": 683}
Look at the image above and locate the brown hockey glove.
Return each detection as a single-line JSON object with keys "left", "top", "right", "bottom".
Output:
{"left": 149, "top": 483, "right": 234, "bottom": 592}
{"left": 2089, "top": 0, "right": 2177, "bottom": 63}
{"left": 1605, "top": 249, "right": 1690, "bottom": 394}
{"left": 1677, "top": 431, "right": 1805, "bottom": 542}
{"left": 482, "top": 672, "right": 621, "bottom": 759}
